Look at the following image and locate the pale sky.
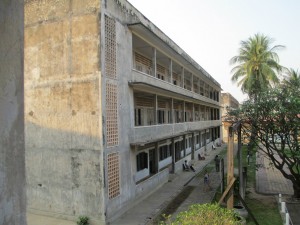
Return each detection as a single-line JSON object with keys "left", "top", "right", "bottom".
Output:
{"left": 127, "top": 0, "right": 300, "bottom": 103}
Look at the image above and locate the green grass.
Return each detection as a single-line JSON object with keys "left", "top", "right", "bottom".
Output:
{"left": 245, "top": 197, "right": 282, "bottom": 225}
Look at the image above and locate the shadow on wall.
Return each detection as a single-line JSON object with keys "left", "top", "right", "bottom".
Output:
{"left": 25, "top": 121, "right": 105, "bottom": 221}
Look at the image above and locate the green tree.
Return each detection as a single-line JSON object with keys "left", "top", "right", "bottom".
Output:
{"left": 228, "top": 83, "right": 300, "bottom": 198}
{"left": 230, "top": 33, "right": 284, "bottom": 100}
{"left": 283, "top": 68, "right": 300, "bottom": 91}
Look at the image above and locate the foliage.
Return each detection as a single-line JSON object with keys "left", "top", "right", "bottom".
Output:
{"left": 160, "top": 203, "right": 242, "bottom": 225}
{"left": 227, "top": 81, "right": 300, "bottom": 197}
{"left": 230, "top": 33, "right": 284, "bottom": 100}
{"left": 77, "top": 216, "right": 89, "bottom": 225}
{"left": 283, "top": 68, "right": 300, "bottom": 92}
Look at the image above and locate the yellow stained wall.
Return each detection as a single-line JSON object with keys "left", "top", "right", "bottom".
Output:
{"left": 24, "top": 0, "right": 105, "bottom": 222}
{"left": 25, "top": 2, "right": 101, "bottom": 136}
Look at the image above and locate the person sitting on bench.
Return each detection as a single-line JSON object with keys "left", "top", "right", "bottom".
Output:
{"left": 212, "top": 143, "right": 216, "bottom": 150}
{"left": 198, "top": 153, "right": 205, "bottom": 160}
{"left": 183, "top": 160, "right": 189, "bottom": 171}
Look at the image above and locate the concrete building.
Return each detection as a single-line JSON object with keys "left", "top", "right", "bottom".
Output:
{"left": 221, "top": 92, "right": 240, "bottom": 143}
{"left": 24, "top": 0, "right": 222, "bottom": 224}
{"left": 0, "top": 0, "right": 26, "bottom": 224}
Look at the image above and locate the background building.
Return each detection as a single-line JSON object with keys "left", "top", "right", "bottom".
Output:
{"left": 24, "top": 0, "right": 222, "bottom": 223}
{"left": 221, "top": 92, "right": 240, "bottom": 143}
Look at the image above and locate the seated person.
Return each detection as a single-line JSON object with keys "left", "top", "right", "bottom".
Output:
{"left": 198, "top": 153, "right": 205, "bottom": 160}
{"left": 212, "top": 143, "right": 216, "bottom": 150}
{"left": 183, "top": 160, "right": 189, "bottom": 171}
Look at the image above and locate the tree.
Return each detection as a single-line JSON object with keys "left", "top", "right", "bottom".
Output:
{"left": 228, "top": 83, "right": 300, "bottom": 198}
{"left": 283, "top": 68, "right": 300, "bottom": 91}
{"left": 230, "top": 33, "right": 284, "bottom": 101}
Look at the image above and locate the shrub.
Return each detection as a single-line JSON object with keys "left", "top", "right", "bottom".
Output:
{"left": 161, "top": 203, "right": 242, "bottom": 225}
{"left": 77, "top": 216, "right": 89, "bottom": 225}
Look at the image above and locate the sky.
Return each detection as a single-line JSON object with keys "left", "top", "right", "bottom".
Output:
{"left": 127, "top": 0, "right": 300, "bottom": 103}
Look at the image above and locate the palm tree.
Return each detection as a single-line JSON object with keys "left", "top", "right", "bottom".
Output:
{"left": 283, "top": 68, "right": 300, "bottom": 91}
{"left": 230, "top": 33, "right": 284, "bottom": 101}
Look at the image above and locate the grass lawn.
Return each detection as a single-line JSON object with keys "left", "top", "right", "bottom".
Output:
{"left": 245, "top": 196, "right": 282, "bottom": 225}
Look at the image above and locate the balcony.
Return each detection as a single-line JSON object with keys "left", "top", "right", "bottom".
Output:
{"left": 129, "top": 120, "right": 222, "bottom": 144}
{"left": 131, "top": 32, "right": 221, "bottom": 103}
{"left": 130, "top": 70, "right": 220, "bottom": 107}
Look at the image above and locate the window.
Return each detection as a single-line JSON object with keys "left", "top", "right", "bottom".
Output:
{"left": 200, "top": 80, "right": 204, "bottom": 96}
{"left": 135, "top": 63, "right": 143, "bottom": 72}
{"left": 136, "top": 152, "right": 148, "bottom": 171}
{"left": 135, "top": 108, "right": 155, "bottom": 126}
{"left": 159, "top": 145, "right": 171, "bottom": 160}
{"left": 173, "top": 72, "right": 180, "bottom": 86}
{"left": 135, "top": 108, "right": 142, "bottom": 126}
{"left": 201, "top": 133, "right": 206, "bottom": 146}
{"left": 157, "top": 64, "right": 167, "bottom": 81}
{"left": 158, "top": 110, "right": 165, "bottom": 124}
{"left": 196, "top": 135, "right": 200, "bottom": 145}
{"left": 135, "top": 52, "right": 153, "bottom": 76}
{"left": 206, "top": 130, "right": 211, "bottom": 142}
{"left": 134, "top": 93, "right": 155, "bottom": 126}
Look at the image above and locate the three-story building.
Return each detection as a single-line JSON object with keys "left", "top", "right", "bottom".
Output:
{"left": 25, "top": 0, "right": 222, "bottom": 224}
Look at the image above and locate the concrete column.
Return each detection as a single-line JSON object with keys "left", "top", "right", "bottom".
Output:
{"left": 183, "top": 101, "right": 186, "bottom": 122}
{"left": 169, "top": 59, "right": 173, "bottom": 83}
{"left": 281, "top": 202, "right": 286, "bottom": 213}
{"left": 183, "top": 135, "right": 186, "bottom": 157}
{"left": 171, "top": 98, "right": 174, "bottom": 124}
{"left": 154, "top": 94, "right": 157, "bottom": 125}
{"left": 155, "top": 142, "right": 159, "bottom": 173}
{"left": 191, "top": 74, "right": 194, "bottom": 92}
{"left": 152, "top": 48, "right": 157, "bottom": 77}
{"left": 279, "top": 194, "right": 282, "bottom": 203}
{"left": 171, "top": 138, "right": 175, "bottom": 173}
{"left": 191, "top": 133, "right": 195, "bottom": 160}
{"left": 199, "top": 131, "right": 202, "bottom": 148}
{"left": 205, "top": 130, "right": 208, "bottom": 150}
{"left": 181, "top": 67, "right": 184, "bottom": 88}
{"left": 192, "top": 103, "right": 195, "bottom": 122}
{"left": 0, "top": 0, "right": 26, "bottom": 224}
{"left": 285, "top": 213, "right": 290, "bottom": 225}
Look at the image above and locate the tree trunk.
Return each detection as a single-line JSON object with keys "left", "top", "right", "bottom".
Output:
{"left": 293, "top": 183, "right": 300, "bottom": 199}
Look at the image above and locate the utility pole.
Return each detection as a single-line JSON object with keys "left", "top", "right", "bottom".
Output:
{"left": 219, "top": 121, "right": 243, "bottom": 209}
{"left": 227, "top": 126, "right": 234, "bottom": 209}
{"left": 238, "top": 124, "right": 244, "bottom": 199}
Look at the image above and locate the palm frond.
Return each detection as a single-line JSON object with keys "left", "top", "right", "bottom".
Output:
{"left": 230, "top": 33, "right": 283, "bottom": 100}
